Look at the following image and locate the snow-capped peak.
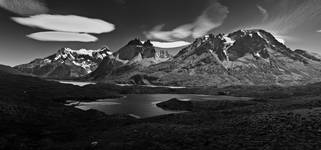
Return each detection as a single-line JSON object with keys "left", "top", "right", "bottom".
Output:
{"left": 256, "top": 31, "right": 264, "bottom": 38}
{"left": 204, "top": 35, "right": 210, "bottom": 40}
{"left": 61, "top": 47, "right": 112, "bottom": 57}
{"left": 49, "top": 47, "right": 114, "bottom": 73}
{"left": 223, "top": 35, "right": 235, "bottom": 45}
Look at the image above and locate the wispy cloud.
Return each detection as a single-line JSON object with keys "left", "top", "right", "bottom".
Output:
{"left": 253, "top": 0, "right": 321, "bottom": 35}
{"left": 246, "top": 0, "right": 321, "bottom": 44}
{"left": 27, "top": 32, "right": 98, "bottom": 42}
{"left": 0, "top": 0, "right": 48, "bottom": 15}
{"left": 12, "top": 14, "right": 115, "bottom": 34}
{"left": 145, "top": 0, "right": 229, "bottom": 41}
{"left": 146, "top": 24, "right": 193, "bottom": 42}
{"left": 257, "top": 5, "right": 269, "bottom": 22}
{"left": 192, "top": 1, "right": 229, "bottom": 38}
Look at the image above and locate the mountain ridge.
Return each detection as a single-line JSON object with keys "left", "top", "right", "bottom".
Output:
{"left": 15, "top": 39, "right": 173, "bottom": 80}
{"left": 14, "top": 47, "right": 113, "bottom": 79}
{"left": 14, "top": 29, "right": 321, "bottom": 87}
{"left": 91, "top": 29, "right": 321, "bottom": 87}
{"left": 87, "top": 39, "right": 173, "bottom": 80}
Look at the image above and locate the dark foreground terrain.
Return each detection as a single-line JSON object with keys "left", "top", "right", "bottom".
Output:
{"left": 95, "top": 95, "right": 321, "bottom": 150}
{"left": 2, "top": 70, "right": 321, "bottom": 149}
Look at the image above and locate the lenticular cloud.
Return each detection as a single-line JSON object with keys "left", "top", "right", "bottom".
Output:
{"left": 150, "top": 41, "right": 191, "bottom": 48}
{"left": 27, "top": 32, "right": 98, "bottom": 42}
{"left": 3, "top": 1, "right": 116, "bottom": 42}
{"left": 12, "top": 14, "right": 115, "bottom": 34}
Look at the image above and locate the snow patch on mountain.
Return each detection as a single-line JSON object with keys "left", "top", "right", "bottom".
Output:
{"left": 223, "top": 35, "right": 235, "bottom": 45}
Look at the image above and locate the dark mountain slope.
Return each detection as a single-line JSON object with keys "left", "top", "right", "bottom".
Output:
{"left": 113, "top": 39, "right": 156, "bottom": 60}
{"left": 0, "top": 71, "right": 119, "bottom": 103}
{"left": 0, "top": 64, "right": 24, "bottom": 75}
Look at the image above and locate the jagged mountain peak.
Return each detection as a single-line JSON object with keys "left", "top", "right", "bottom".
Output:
{"left": 15, "top": 47, "right": 112, "bottom": 79}
{"left": 57, "top": 47, "right": 111, "bottom": 56}
{"left": 121, "top": 29, "right": 321, "bottom": 87}
{"left": 15, "top": 29, "right": 321, "bottom": 87}
{"left": 87, "top": 40, "right": 173, "bottom": 80}
{"left": 174, "top": 29, "right": 305, "bottom": 63}
{"left": 114, "top": 39, "right": 157, "bottom": 61}
{"left": 143, "top": 40, "right": 153, "bottom": 47}
{"left": 51, "top": 29, "right": 321, "bottom": 87}
{"left": 127, "top": 38, "right": 143, "bottom": 46}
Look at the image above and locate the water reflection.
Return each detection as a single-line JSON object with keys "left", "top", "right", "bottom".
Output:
{"left": 68, "top": 94, "right": 252, "bottom": 118}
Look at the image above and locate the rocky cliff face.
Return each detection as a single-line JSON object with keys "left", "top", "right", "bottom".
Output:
{"left": 87, "top": 39, "right": 172, "bottom": 80}
{"left": 94, "top": 29, "right": 321, "bottom": 87}
{"left": 113, "top": 39, "right": 156, "bottom": 60}
{"left": 15, "top": 47, "right": 112, "bottom": 79}
{"left": 157, "top": 50, "right": 172, "bottom": 59}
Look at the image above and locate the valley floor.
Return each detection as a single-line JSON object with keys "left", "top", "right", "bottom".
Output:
{"left": 2, "top": 73, "right": 321, "bottom": 149}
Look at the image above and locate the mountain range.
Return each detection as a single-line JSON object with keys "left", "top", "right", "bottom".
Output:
{"left": 15, "top": 29, "right": 321, "bottom": 87}
{"left": 14, "top": 47, "right": 113, "bottom": 79}
{"left": 15, "top": 40, "right": 172, "bottom": 80}
{"left": 89, "top": 29, "right": 321, "bottom": 87}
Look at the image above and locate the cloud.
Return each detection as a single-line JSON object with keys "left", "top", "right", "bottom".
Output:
{"left": 192, "top": 1, "right": 229, "bottom": 38}
{"left": 253, "top": 0, "right": 321, "bottom": 35}
{"left": 257, "top": 5, "right": 269, "bottom": 22}
{"left": 145, "top": 0, "right": 229, "bottom": 41}
{"left": 12, "top": 14, "right": 115, "bottom": 34}
{"left": 244, "top": 0, "right": 321, "bottom": 44}
{"left": 0, "top": 0, "right": 48, "bottom": 15}
{"left": 150, "top": 41, "right": 191, "bottom": 48}
{"left": 27, "top": 32, "right": 98, "bottom": 42}
{"left": 146, "top": 24, "right": 193, "bottom": 42}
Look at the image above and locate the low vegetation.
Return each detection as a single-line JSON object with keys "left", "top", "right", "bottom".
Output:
{"left": 2, "top": 70, "right": 321, "bottom": 149}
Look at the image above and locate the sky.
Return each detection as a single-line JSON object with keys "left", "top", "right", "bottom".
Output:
{"left": 0, "top": 0, "right": 321, "bottom": 66}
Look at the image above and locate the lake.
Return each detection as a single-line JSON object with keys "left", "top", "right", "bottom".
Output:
{"left": 56, "top": 80, "right": 96, "bottom": 86}
{"left": 67, "top": 94, "right": 252, "bottom": 118}
{"left": 56, "top": 80, "right": 186, "bottom": 89}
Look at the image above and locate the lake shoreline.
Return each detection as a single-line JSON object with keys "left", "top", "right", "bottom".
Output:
{"left": 65, "top": 94, "right": 252, "bottom": 118}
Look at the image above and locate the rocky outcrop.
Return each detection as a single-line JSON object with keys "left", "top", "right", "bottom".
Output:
{"left": 156, "top": 98, "right": 193, "bottom": 111}
{"left": 142, "top": 40, "right": 156, "bottom": 58}
{"left": 113, "top": 39, "right": 156, "bottom": 60}
{"left": 88, "top": 39, "right": 172, "bottom": 81}
{"left": 158, "top": 50, "right": 172, "bottom": 59}
{"left": 86, "top": 56, "right": 125, "bottom": 80}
